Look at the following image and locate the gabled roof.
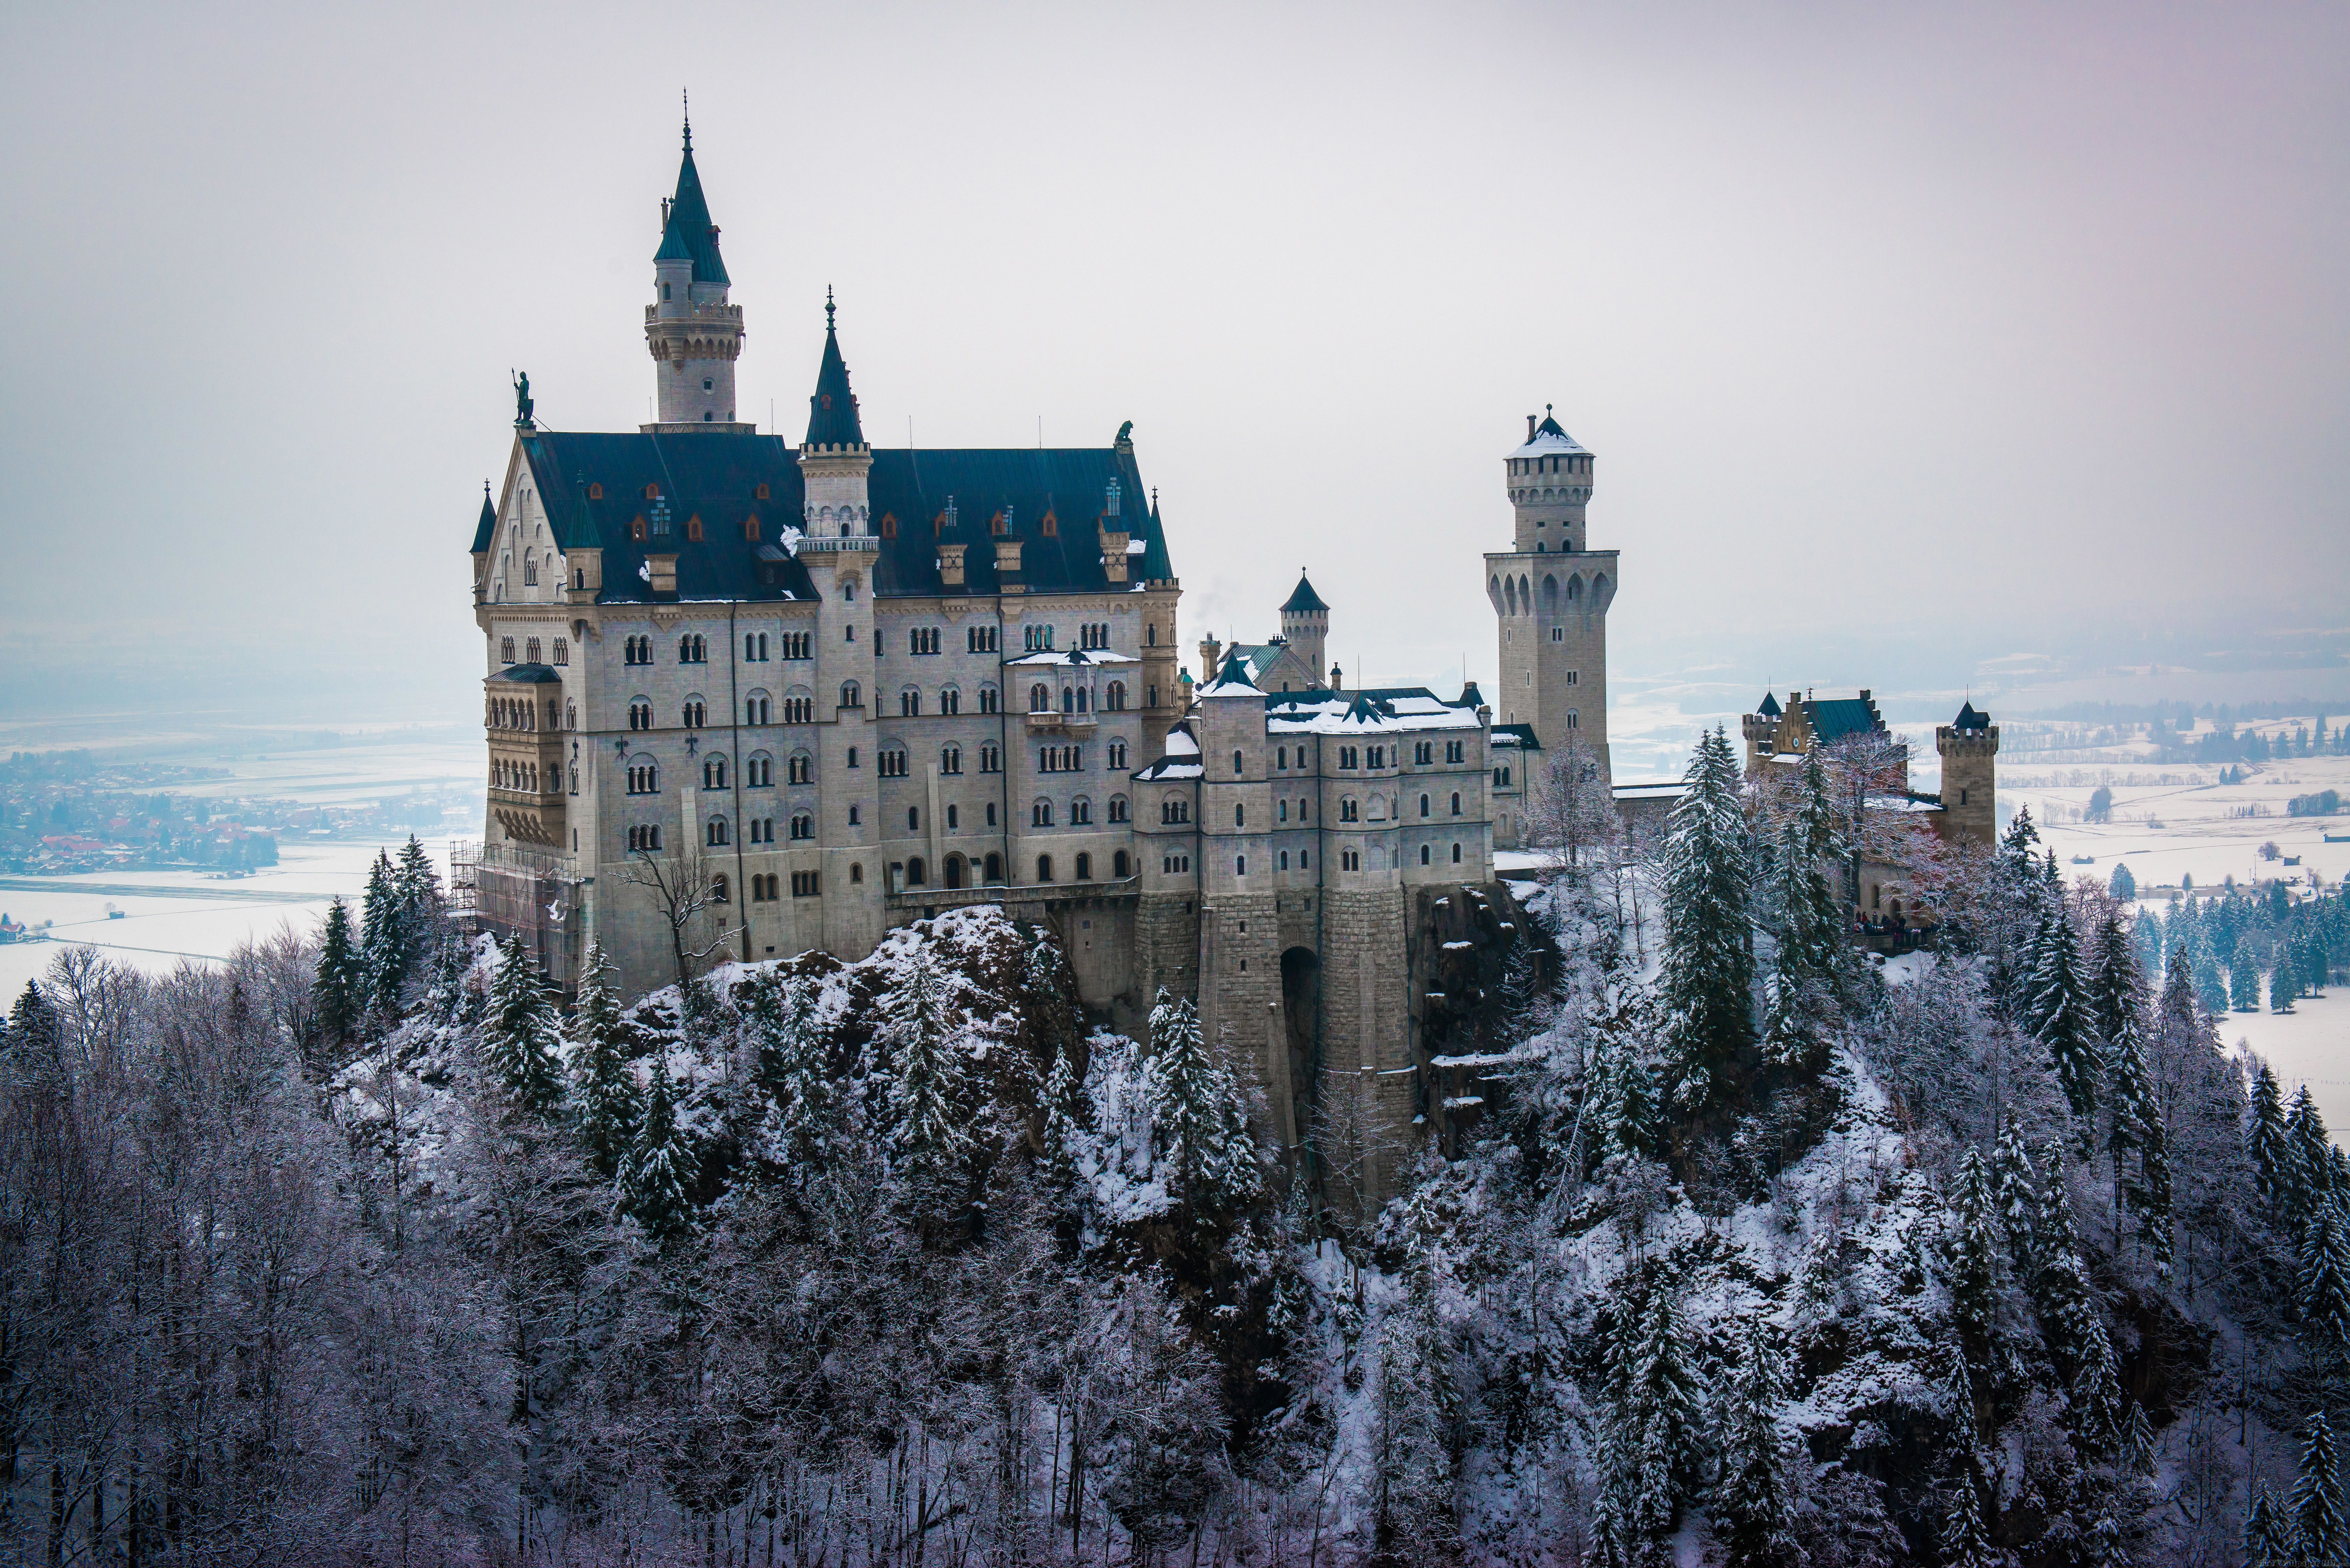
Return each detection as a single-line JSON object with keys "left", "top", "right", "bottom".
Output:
{"left": 1953, "top": 701, "right": 1990, "bottom": 731}
{"left": 803, "top": 297, "right": 864, "bottom": 449}
{"left": 654, "top": 124, "right": 729, "bottom": 287}
{"left": 490, "top": 663, "right": 562, "bottom": 684}
{"left": 1135, "top": 720, "right": 1204, "bottom": 780}
{"left": 1757, "top": 691, "right": 1782, "bottom": 717}
{"left": 1280, "top": 572, "right": 1328, "bottom": 614}
{"left": 509, "top": 430, "right": 1174, "bottom": 604}
{"left": 1489, "top": 723, "right": 1540, "bottom": 751}
{"left": 1199, "top": 650, "right": 1266, "bottom": 697}
{"left": 1804, "top": 696, "right": 1884, "bottom": 743}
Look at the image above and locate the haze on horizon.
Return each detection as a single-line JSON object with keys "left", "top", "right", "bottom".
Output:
{"left": 2, "top": 1, "right": 2343, "bottom": 731}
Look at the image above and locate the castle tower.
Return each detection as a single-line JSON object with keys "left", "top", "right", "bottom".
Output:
{"left": 1485, "top": 408, "right": 1617, "bottom": 778}
{"left": 799, "top": 292, "right": 871, "bottom": 535}
{"left": 1279, "top": 572, "right": 1330, "bottom": 689}
{"left": 1190, "top": 654, "right": 1291, "bottom": 1151}
{"left": 644, "top": 115, "right": 749, "bottom": 431}
{"left": 1935, "top": 702, "right": 2000, "bottom": 848}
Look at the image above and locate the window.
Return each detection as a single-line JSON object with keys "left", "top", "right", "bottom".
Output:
{"left": 1075, "top": 852, "right": 1092, "bottom": 880}
{"left": 1494, "top": 765, "right": 1512, "bottom": 788}
{"left": 1420, "top": 844, "right": 1431, "bottom": 865}
{"left": 524, "top": 557, "right": 538, "bottom": 587}
{"left": 979, "top": 743, "right": 1001, "bottom": 773}
{"left": 946, "top": 804, "right": 958, "bottom": 830}
{"left": 907, "top": 806, "right": 920, "bottom": 831}
{"left": 846, "top": 749, "right": 859, "bottom": 770}
{"left": 909, "top": 627, "right": 941, "bottom": 655}
{"left": 1566, "top": 710, "right": 1579, "bottom": 729}
{"left": 986, "top": 803, "right": 998, "bottom": 827}
{"left": 1039, "top": 746, "right": 1081, "bottom": 772}
{"left": 628, "top": 699, "right": 652, "bottom": 730}
{"left": 624, "top": 635, "right": 649, "bottom": 664}
{"left": 1447, "top": 740, "right": 1465, "bottom": 763}
{"left": 1072, "top": 798, "right": 1092, "bottom": 825}
{"left": 849, "top": 863, "right": 863, "bottom": 883}
{"left": 1029, "top": 684, "right": 1050, "bottom": 712}
{"left": 1036, "top": 855, "right": 1054, "bottom": 882}
{"left": 899, "top": 688, "right": 922, "bottom": 717}
{"left": 1103, "top": 680, "right": 1126, "bottom": 711}
{"left": 627, "top": 824, "right": 663, "bottom": 851}
{"left": 745, "top": 633, "right": 765, "bottom": 660}
{"left": 1235, "top": 855, "right": 1247, "bottom": 876}
{"left": 1451, "top": 791, "right": 1462, "bottom": 816}
{"left": 1041, "top": 514, "right": 1058, "bottom": 538}
{"left": 1277, "top": 746, "right": 1288, "bottom": 770}
{"left": 881, "top": 515, "right": 898, "bottom": 539}
{"left": 1420, "top": 794, "right": 1431, "bottom": 817}
{"left": 1109, "top": 739, "right": 1128, "bottom": 769}
{"left": 707, "top": 816, "right": 729, "bottom": 847}
{"left": 967, "top": 625, "right": 999, "bottom": 653}
{"left": 790, "top": 812, "right": 814, "bottom": 841}
{"left": 978, "top": 684, "right": 1000, "bottom": 714}
{"left": 748, "top": 754, "right": 773, "bottom": 787}
{"left": 1147, "top": 625, "right": 1157, "bottom": 646}
{"left": 1232, "top": 750, "right": 1244, "bottom": 775}
{"left": 905, "top": 855, "right": 925, "bottom": 885}
{"left": 841, "top": 682, "right": 862, "bottom": 708}
{"left": 1279, "top": 799, "right": 1288, "bottom": 822}
{"left": 1148, "top": 685, "right": 1159, "bottom": 708}
{"left": 1339, "top": 746, "right": 1357, "bottom": 770}
{"left": 1113, "top": 849, "right": 1130, "bottom": 878}
{"left": 702, "top": 758, "right": 728, "bottom": 790}
{"left": 1341, "top": 797, "right": 1359, "bottom": 822}
{"left": 631, "top": 515, "right": 647, "bottom": 541}
{"left": 847, "top": 625, "right": 858, "bottom": 644}
{"left": 781, "top": 631, "right": 812, "bottom": 660}
{"left": 984, "top": 853, "right": 1002, "bottom": 882}
{"left": 1032, "top": 800, "right": 1054, "bottom": 827}
{"left": 792, "top": 870, "right": 822, "bottom": 897}
{"left": 1280, "top": 850, "right": 1290, "bottom": 870}
{"left": 939, "top": 686, "right": 960, "bottom": 715}
{"left": 1369, "top": 746, "right": 1385, "bottom": 769}
{"left": 749, "top": 694, "right": 773, "bottom": 724}
{"left": 1342, "top": 848, "right": 1361, "bottom": 871}
{"left": 1161, "top": 854, "right": 1191, "bottom": 874}
{"left": 750, "top": 873, "right": 775, "bottom": 901}
{"left": 1161, "top": 796, "right": 1190, "bottom": 824}
{"left": 1023, "top": 624, "right": 1056, "bottom": 651}
{"left": 788, "top": 751, "right": 812, "bottom": 785}
{"left": 879, "top": 747, "right": 909, "bottom": 778}
{"left": 1234, "top": 803, "right": 1245, "bottom": 828}
{"left": 1108, "top": 794, "right": 1129, "bottom": 823}
{"left": 686, "top": 515, "right": 704, "bottom": 542}
{"left": 553, "top": 637, "right": 569, "bottom": 665}
{"left": 500, "top": 637, "right": 516, "bottom": 663}
{"left": 782, "top": 695, "right": 813, "bottom": 724}
{"left": 682, "top": 699, "right": 705, "bottom": 728}
{"left": 680, "top": 634, "right": 707, "bottom": 663}
{"left": 848, "top": 803, "right": 860, "bottom": 823}
{"left": 1414, "top": 742, "right": 1431, "bottom": 766}
{"left": 626, "top": 761, "right": 659, "bottom": 794}
{"left": 523, "top": 637, "right": 541, "bottom": 663}
{"left": 1299, "top": 850, "right": 1309, "bottom": 869}
{"left": 941, "top": 744, "right": 962, "bottom": 775}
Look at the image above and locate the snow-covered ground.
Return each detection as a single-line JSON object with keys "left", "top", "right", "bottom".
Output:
{"left": 0, "top": 836, "right": 463, "bottom": 998}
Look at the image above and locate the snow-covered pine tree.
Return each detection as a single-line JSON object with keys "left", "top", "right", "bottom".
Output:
{"left": 2121, "top": 1400, "right": 2154, "bottom": 1476}
{"left": 2020, "top": 899, "right": 2100, "bottom": 1132}
{"left": 2249, "top": 1063, "right": 2294, "bottom": 1220}
{"left": 2246, "top": 1483, "right": 2297, "bottom": 1567}
{"left": 1656, "top": 726, "right": 1755, "bottom": 1108}
{"left": 1993, "top": 1118, "right": 2041, "bottom": 1280}
{"left": 394, "top": 834, "right": 443, "bottom": 929}
{"left": 313, "top": 894, "right": 364, "bottom": 1044}
{"left": 1715, "top": 1315, "right": 1795, "bottom": 1568}
{"left": 358, "top": 849, "right": 407, "bottom": 1013}
{"left": 481, "top": 938, "right": 565, "bottom": 1118}
{"left": 2191, "top": 934, "right": 2229, "bottom": 1017}
{"left": 618, "top": 1056, "right": 694, "bottom": 1244}
{"left": 2133, "top": 905, "right": 2163, "bottom": 977}
{"left": 2295, "top": 1413, "right": 2346, "bottom": 1566}
{"left": 876, "top": 947, "right": 973, "bottom": 1210}
{"left": 1038, "top": 1046, "right": 1086, "bottom": 1198}
{"left": 1757, "top": 961, "right": 1817, "bottom": 1076}
{"left": 2300, "top": 1196, "right": 2350, "bottom": 1372}
{"left": 744, "top": 969, "right": 834, "bottom": 1174}
{"left": 1775, "top": 766, "right": 1842, "bottom": 988}
{"left": 2231, "top": 934, "right": 2265, "bottom": 1012}
{"left": 1143, "top": 990, "right": 1260, "bottom": 1221}
{"left": 1940, "top": 1458, "right": 1994, "bottom": 1568}
{"left": 2287, "top": 1086, "right": 2334, "bottom": 1227}
{"left": 2030, "top": 1142, "right": 2121, "bottom": 1453}
{"left": 2270, "top": 961, "right": 2298, "bottom": 1014}
{"left": 1370, "top": 1253, "right": 1460, "bottom": 1557}
{"left": 2088, "top": 910, "right": 2142, "bottom": 1050}
{"left": 6, "top": 979, "right": 57, "bottom": 1061}
{"left": 1947, "top": 1147, "right": 2003, "bottom": 1370}
{"left": 1613, "top": 1277, "right": 1706, "bottom": 1549}
{"left": 568, "top": 943, "right": 639, "bottom": 1176}
{"left": 2105, "top": 1019, "right": 2171, "bottom": 1267}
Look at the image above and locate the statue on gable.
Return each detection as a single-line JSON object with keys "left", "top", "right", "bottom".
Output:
{"left": 512, "top": 370, "right": 535, "bottom": 428}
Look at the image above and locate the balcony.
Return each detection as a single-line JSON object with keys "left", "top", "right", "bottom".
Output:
{"left": 1024, "top": 711, "right": 1098, "bottom": 736}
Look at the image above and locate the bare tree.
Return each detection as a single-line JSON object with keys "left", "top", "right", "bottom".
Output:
{"left": 616, "top": 834, "right": 737, "bottom": 992}
{"left": 1521, "top": 735, "right": 1622, "bottom": 885}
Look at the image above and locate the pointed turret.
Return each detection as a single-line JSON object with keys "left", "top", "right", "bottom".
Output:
{"left": 802, "top": 290, "right": 866, "bottom": 451}
{"left": 645, "top": 110, "right": 746, "bottom": 429}
{"left": 472, "top": 480, "right": 497, "bottom": 554}
{"left": 1278, "top": 569, "right": 1330, "bottom": 689}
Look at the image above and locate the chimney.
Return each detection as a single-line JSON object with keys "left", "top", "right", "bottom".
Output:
{"left": 1331, "top": 663, "right": 1344, "bottom": 692}
{"left": 1526, "top": 413, "right": 1537, "bottom": 441}
{"left": 938, "top": 543, "right": 967, "bottom": 589}
{"left": 1860, "top": 688, "right": 1872, "bottom": 702}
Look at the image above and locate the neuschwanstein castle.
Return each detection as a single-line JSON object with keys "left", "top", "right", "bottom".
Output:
{"left": 468, "top": 122, "right": 1623, "bottom": 1180}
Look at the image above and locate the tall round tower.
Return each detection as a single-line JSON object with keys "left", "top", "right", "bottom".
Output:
{"left": 1484, "top": 408, "right": 1618, "bottom": 786}
{"left": 644, "top": 115, "right": 748, "bottom": 431}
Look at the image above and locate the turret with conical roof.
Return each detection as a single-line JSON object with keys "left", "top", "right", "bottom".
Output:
{"left": 1278, "top": 569, "right": 1330, "bottom": 689}
{"left": 644, "top": 109, "right": 748, "bottom": 431}
{"left": 797, "top": 290, "right": 872, "bottom": 539}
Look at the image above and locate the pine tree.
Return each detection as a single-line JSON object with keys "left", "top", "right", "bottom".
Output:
{"left": 2021, "top": 899, "right": 2101, "bottom": 1132}
{"left": 2246, "top": 1484, "right": 2297, "bottom": 1568}
{"left": 1144, "top": 990, "right": 1261, "bottom": 1220}
{"left": 1992, "top": 1118, "right": 2041, "bottom": 1279}
{"left": 2087, "top": 911, "right": 2142, "bottom": 1050}
{"left": 2121, "top": 1401, "right": 2155, "bottom": 1476}
{"left": 618, "top": 1056, "right": 694, "bottom": 1244}
{"left": 2249, "top": 1063, "right": 2294, "bottom": 1220}
{"left": 1038, "top": 1046, "right": 1086, "bottom": 1198}
{"left": 358, "top": 849, "right": 406, "bottom": 1012}
{"left": 1656, "top": 726, "right": 1754, "bottom": 1107}
{"left": 739, "top": 968, "right": 833, "bottom": 1176}
{"left": 1716, "top": 1316, "right": 1795, "bottom": 1568}
{"left": 2296, "top": 1414, "right": 2346, "bottom": 1566}
{"left": 2029, "top": 1143, "right": 2121, "bottom": 1452}
{"left": 394, "top": 834, "right": 442, "bottom": 931}
{"left": 1775, "top": 758, "right": 1842, "bottom": 985}
{"left": 1371, "top": 1253, "right": 1459, "bottom": 1556}
{"left": 1947, "top": 1148, "right": 2002, "bottom": 1365}
{"left": 2271, "top": 961, "right": 2298, "bottom": 1014}
{"left": 2191, "top": 933, "right": 2229, "bottom": 1017}
{"left": 2301, "top": 1197, "right": 2350, "bottom": 1372}
{"left": 2232, "top": 934, "right": 2265, "bottom": 1012}
{"left": 2106, "top": 1021, "right": 2171, "bottom": 1265}
{"left": 5, "top": 980, "right": 57, "bottom": 1062}
{"left": 877, "top": 948, "right": 972, "bottom": 1206}
{"left": 312, "top": 894, "right": 364, "bottom": 1043}
{"left": 481, "top": 938, "right": 565, "bottom": 1117}
{"left": 2287, "top": 1086, "right": 2333, "bottom": 1225}
{"left": 1940, "top": 1460, "right": 1994, "bottom": 1568}
{"left": 1612, "top": 1278, "right": 1706, "bottom": 1549}
{"left": 568, "top": 943, "right": 639, "bottom": 1176}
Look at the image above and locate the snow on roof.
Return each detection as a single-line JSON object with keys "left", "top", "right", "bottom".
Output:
{"left": 1004, "top": 647, "right": 1139, "bottom": 668}
{"left": 1199, "top": 653, "right": 1266, "bottom": 697}
{"left": 1163, "top": 725, "right": 1199, "bottom": 757}
{"left": 1509, "top": 412, "right": 1590, "bottom": 461}
{"left": 1263, "top": 687, "right": 1480, "bottom": 735}
{"left": 1611, "top": 781, "right": 1687, "bottom": 800}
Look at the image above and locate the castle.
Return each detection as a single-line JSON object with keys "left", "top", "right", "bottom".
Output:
{"left": 466, "top": 121, "right": 1590, "bottom": 1188}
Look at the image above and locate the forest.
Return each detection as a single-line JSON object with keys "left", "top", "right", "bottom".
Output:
{"left": 5, "top": 738, "right": 2350, "bottom": 1567}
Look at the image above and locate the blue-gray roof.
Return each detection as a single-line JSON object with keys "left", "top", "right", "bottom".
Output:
{"left": 653, "top": 130, "right": 729, "bottom": 287}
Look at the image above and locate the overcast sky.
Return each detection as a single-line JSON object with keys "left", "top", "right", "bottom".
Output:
{"left": 3, "top": 2, "right": 2343, "bottom": 729}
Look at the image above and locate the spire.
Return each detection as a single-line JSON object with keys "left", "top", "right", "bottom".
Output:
{"left": 802, "top": 291, "right": 865, "bottom": 449}
{"left": 653, "top": 113, "right": 729, "bottom": 287}
{"left": 1281, "top": 570, "right": 1329, "bottom": 615}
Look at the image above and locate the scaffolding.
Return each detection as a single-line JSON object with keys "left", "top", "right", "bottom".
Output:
{"left": 451, "top": 840, "right": 585, "bottom": 990}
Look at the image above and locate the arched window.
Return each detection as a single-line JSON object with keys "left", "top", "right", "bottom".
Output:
{"left": 747, "top": 753, "right": 773, "bottom": 787}
{"left": 1341, "top": 797, "right": 1359, "bottom": 822}
{"left": 979, "top": 683, "right": 1000, "bottom": 714}
{"left": 945, "top": 855, "right": 967, "bottom": 889}
{"left": 1030, "top": 683, "right": 1050, "bottom": 712}
{"left": 789, "top": 750, "right": 812, "bottom": 784}
{"left": 984, "top": 852, "right": 1003, "bottom": 882}
{"left": 710, "top": 872, "right": 729, "bottom": 901}
{"left": 1452, "top": 792, "right": 1462, "bottom": 815}
{"left": 1280, "top": 849, "right": 1291, "bottom": 870}
{"left": 707, "top": 816, "right": 730, "bottom": 847}
{"left": 1032, "top": 799, "right": 1054, "bottom": 828}
{"left": 906, "top": 856, "right": 925, "bottom": 886}
{"left": 1232, "top": 749, "right": 1245, "bottom": 775}
{"left": 1420, "top": 844, "right": 1431, "bottom": 865}
{"left": 939, "top": 685, "right": 960, "bottom": 716}
{"left": 850, "top": 863, "right": 864, "bottom": 884}
{"left": 841, "top": 682, "right": 862, "bottom": 708}
{"left": 1419, "top": 793, "right": 1430, "bottom": 818}
{"left": 1106, "top": 681, "right": 1126, "bottom": 711}
{"left": 790, "top": 812, "right": 814, "bottom": 840}
{"left": 1036, "top": 854, "right": 1054, "bottom": 882}
{"left": 1452, "top": 842, "right": 1463, "bottom": 863}
{"left": 1108, "top": 795, "right": 1128, "bottom": 823}
{"left": 1113, "top": 849, "right": 1130, "bottom": 878}
{"left": 1235, "top": 855, "right": 1247, "bottom": 876}
{"left": 941, "top": 744, "right": 962, "bottom": 774}
{"left": 900, "top": 687, "right": 922, "bottom": 717}
{"left": 682, "top": 699, "right": 706, "bottom": 728}
{"left": 1075, "top": 852, "right": 1092, "bottom": 880}
{"left": 1234, "top": 803, "right": 1245, "bottom": 828}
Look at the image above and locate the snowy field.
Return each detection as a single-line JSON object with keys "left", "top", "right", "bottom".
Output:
{"left": 0, "top": 836, "right": 465, "bottom": 998}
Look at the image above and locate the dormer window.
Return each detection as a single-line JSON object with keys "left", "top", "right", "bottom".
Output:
{"left": 588, "top": 482, "right": 603, "bottom": 500}
{"left": 755, "top": 483, "right": 770, "bottom": 501}
{"left": 880, "top": 514, "right": 898, "bottom": 539}
{"left": 1041, "top": 513, "right": 1058, "bottom": 538}
{"left": 644, "top": 484, "right": 660, "bottom": 500}
{"left": 686, "top": 515, "right": 704, "bottom": 542}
